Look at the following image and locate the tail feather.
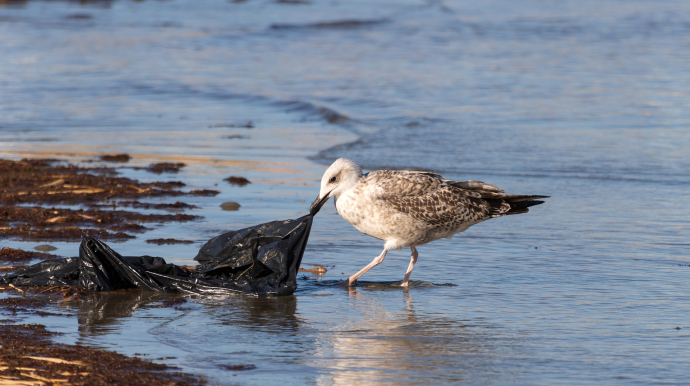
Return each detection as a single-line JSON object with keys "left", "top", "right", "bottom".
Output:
{"left": 484, "top": 194, "right": 549, "bottom": 217}
{"left": 505, "top": 199, "right": 546, "bottom": 215}
{"left": 502, "top": 195, "right": 550, "bottom": 202}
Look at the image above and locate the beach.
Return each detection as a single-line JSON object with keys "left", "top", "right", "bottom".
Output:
{"left": 2, "top": 0, "right": 690, "bottom": 384}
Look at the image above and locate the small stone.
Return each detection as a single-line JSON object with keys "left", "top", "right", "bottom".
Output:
{"left": 220, "top": 202, "right": 241, "bottom": 211}
{"left": 35, "top": 244, "right": 57, "bottom": 252}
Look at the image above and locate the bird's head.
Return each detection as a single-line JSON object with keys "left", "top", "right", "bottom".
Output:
{"left": 310, "top": 158, "right": 362, "bottom": 215}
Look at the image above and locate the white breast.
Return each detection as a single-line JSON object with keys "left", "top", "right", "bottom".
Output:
{"left": 335, "top": 185, "right": 430, "bottom": 248}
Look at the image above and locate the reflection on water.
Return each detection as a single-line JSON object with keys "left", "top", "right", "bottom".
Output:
{"left": 213, "top": 295, "right": 301, "bottom": 333}
{"left": 74, "top": 290, "right": 303, "bottom": 336}
{"left": 310, "top": 287, "right": 516, "bottom": 386}
{"left": 63, "top": 284, "right": 519, "bottom": 385}
{"left": 76, "top": 290, "right": 173, "bottom": 336}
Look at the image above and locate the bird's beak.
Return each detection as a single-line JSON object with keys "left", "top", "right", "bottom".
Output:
{"left": 310, "top": 191, "right": 332, "bottom": 216}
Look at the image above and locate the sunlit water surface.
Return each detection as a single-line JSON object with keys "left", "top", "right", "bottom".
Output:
{"left": 1, "top": 0, "right": 690, "bottom": 385}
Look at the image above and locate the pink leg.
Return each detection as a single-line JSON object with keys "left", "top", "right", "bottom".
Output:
{"left": 348, "top": 248, "right": 388, "bottom": 286}
{"left": 400, "top": 246, "right": 418, "bottom": 287}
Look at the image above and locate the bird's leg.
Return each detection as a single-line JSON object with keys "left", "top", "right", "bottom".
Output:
{"left": 347, "top": 248, "right": 389, "bottom": 286}
{"left": 400, "top": 246, "right": 418, "bottom": 287}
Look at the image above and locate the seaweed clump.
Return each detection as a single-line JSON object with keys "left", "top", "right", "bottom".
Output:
{"left": 0, "top": 247, "right": 61, "bottom": 272}
{"left": 0, "top": 323, "right": 206, "bottom": 386}
{"left": 0, "top": 158, "right": 202, "bottom": 242}
{"left": 224, "top": 176, "right": 250, "bottom": 186}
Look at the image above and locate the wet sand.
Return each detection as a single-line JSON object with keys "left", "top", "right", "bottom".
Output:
{"left": 0, "top": 156, "right": 236, "bottom": 384}
{"left": 0, "top": 287, "right": 206, "bottom": 386}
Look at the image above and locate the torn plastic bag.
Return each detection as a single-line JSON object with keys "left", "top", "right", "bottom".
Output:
{"left": 1, "top": 214, "right": 313, "bottom": 296}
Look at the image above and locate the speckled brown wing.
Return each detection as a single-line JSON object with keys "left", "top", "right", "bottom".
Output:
{"left": 367, "top": 171, "right": 497, "bottom": 227}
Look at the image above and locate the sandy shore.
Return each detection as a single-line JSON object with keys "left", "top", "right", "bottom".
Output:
{"left": 0, "top": 286, "right": 207, "bottom": 386}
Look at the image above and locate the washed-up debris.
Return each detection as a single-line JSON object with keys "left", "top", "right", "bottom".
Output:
{"left": 94, "top": 200, "right": 199, "bottom": 210}
{"left": 34, "top": 245, "right": 57, "bottom": 252}
{"left": 298, "top": 266, "right": 327, "bottom": 275}
{"left": 2, "top": 214, "right": 313, "bottom": 296}
{"left": 224, "top": 176, "right": 250, "bottom": 186}
{"left": 189, "top": 189, "right": 220, "bottom": 197}
{"left": 0, "top": 247, "right": 59, "bottom": 265}
{"left": 0, "top": 247, "right": 61, "bottom": 273}
{"left": 0, "top": 158, "right": 203, "bottom": 241}
{"left": 146, "top": 238, "right": 195, "bottom": 245}
{"left": 0, "top": 323, "right": 206, "bottom": 385}
{"left": 99, "top": 153, "right": 131, "bottom": 163}
{"left": 143, "top": 162, "right": 186, "bottom": 174}
{"left": 0, "top": 205, "right": 199, "bottom": 242}
{"left": 0, "top": 297, "right": 50, "bottom": 315}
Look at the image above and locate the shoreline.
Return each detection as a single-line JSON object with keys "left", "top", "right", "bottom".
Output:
{"left": 0, "top": 286, "right": 207, "bottom": 386}
{"left": 0, "top": 94, "right": 360, "bottom": 385}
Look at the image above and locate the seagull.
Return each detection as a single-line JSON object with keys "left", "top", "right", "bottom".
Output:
{"left": 310, "top": 158, "right": 549, "bottom": 287}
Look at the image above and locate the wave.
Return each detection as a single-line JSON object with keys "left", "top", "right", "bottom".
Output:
{"left": 271, "top": 100, "right": 353, "bottom": 125}
{"left": 121, "top": 80, "right": 357, "bottom": 127}
{"left": 270, "top": 18, "right": 388, "bottom": 30}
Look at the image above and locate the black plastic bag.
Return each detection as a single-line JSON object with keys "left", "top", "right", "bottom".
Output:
{"left": 1, "top": 214, "right": 313, "bottom": 296}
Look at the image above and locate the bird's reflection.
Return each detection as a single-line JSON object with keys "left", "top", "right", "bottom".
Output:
{"left": 70, "top": 284, "right": 510, "bottom": 385}
{"left": 313, "top": 285, "right": 496, "bottom": 386}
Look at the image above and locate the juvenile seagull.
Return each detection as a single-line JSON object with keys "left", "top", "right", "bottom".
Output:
{"left": 310, "top": 158, "right": 549, "bottom": 287}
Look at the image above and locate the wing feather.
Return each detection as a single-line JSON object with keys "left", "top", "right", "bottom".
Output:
{"left": 366, "top": 171, "right": 494, "bottom": 226}
{"left": 363, "top": 170, "right": 549, "bottom": 225}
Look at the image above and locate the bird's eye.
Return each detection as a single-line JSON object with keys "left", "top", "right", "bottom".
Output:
{"left": 329, "top": 176, "right": 337, "bottom": 183}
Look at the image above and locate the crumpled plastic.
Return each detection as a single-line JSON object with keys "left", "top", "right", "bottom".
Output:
{"left": 1, "top": 214, "right": 313, "bottom": 296}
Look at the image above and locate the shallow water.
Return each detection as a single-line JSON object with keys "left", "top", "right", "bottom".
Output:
{"left": 2, "top": 0, "right": 690, "bottom": 385}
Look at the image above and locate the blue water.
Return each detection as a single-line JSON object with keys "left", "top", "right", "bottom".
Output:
{"left": 2, "top": 0, "right": 690, "bottom": 385}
